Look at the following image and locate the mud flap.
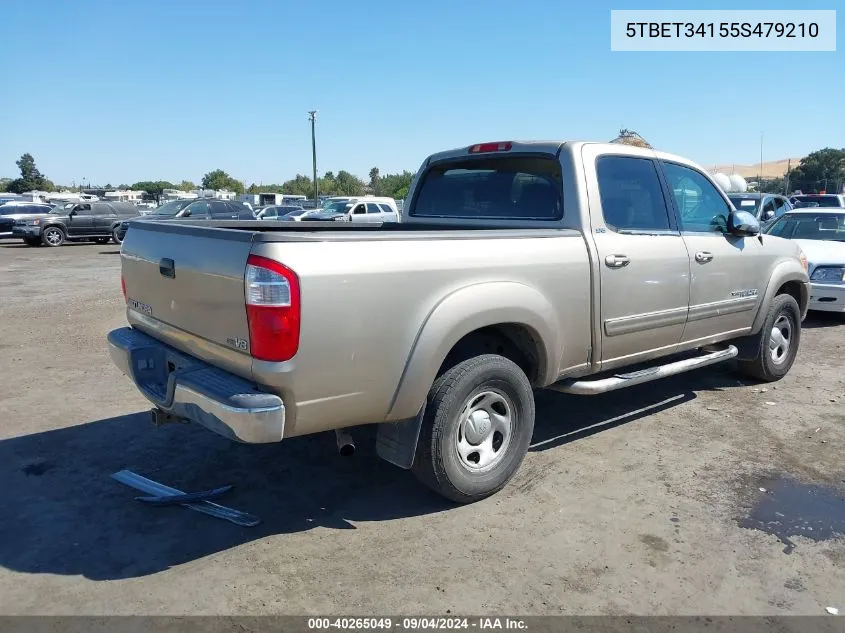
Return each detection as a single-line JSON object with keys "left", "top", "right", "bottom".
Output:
{"left": 376, "top": 404, "right": 425, "bottom": 470}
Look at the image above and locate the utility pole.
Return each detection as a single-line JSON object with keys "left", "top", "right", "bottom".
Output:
{"left": 785, "top": 159, "right": 791, "bottom": 195}
{"left": 308, "top": 110, "right": 318, "bottom": 203}
{"left": 759, "top": 131, "right": 763, "bottom": 191}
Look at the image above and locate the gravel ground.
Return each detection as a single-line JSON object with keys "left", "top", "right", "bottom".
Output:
{"left": 0, "top": 240, "right": 843, "bottom": 616}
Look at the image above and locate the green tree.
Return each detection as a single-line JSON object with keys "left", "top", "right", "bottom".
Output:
{"left": 758, "top": 177, "right": 785, "bottom": 194}
{"left": 246, "top": 183, "right": 260, "bottom": 195}
{"left": 378, "top": 170, "right": 415, "bottom": 200}
{"left": 368, "top": 167, "right": 380, "bottom": 194}
{"left": 132, "top": 180, "right": 175, "bottom": 203}
{"left": 281, "top": 174, "right": 314, "bottom": 197}
{"left": 201, "top": 169, "right": 244, "bottom": 194}
{"left": 787, "top": 148, "right": 845, "bottom": 193}
{"left": 179, "top": 180, "right": 196, "bottom": 192}
{"left": 117, "top": 184, "right": 130, "bottom": 190}
{"left": 7, "top": 153, "right": 55, "bottom": 193}
{"left": 334, "top": 170, "right": 365, "bottom": 196}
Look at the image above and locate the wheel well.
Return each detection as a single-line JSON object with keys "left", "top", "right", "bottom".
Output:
{"left": 776, "top": 280, "right": 806, "bottom": 310}
{"left": 437, "top": 324, "right": 542, "bottom": 383}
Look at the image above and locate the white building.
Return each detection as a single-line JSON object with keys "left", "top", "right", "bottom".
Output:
{"left": 104, "top": 189, "right": 145, "bottom": 203}
{"left": 161, "top": 189, "right": 199, "bottom": 202}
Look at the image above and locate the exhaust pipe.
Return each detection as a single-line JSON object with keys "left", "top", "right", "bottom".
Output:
{"left": 334, "top": 429, "right": 355, "bottom": 457}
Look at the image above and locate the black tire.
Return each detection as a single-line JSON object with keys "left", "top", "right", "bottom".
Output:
{"left": 41, "top": 226, "right": 65, "bottom": 247}
{"left": 412, "top": 354, "right": 535, "bottom": 504}
{"left": 736, "top": 294, "right": 801, "bottom": 382}
{"left": 112, "top": 228, "right": 123, "bottom": 244}
{"left": 94, "top": 237, "right": 110, "bottom": 244}
{"left": 23, "top": 237, "right": 41, "bottom": 247}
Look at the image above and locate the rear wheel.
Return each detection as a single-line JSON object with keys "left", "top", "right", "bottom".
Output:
{"left": 112, "top": 228, "right": 123, "bottom": 244}
{"left": 94, "top": 237, "right": 110, "bottom": 244}
{"left": 736, "top": 294, "right": 801, "bottom": 382}
{"left": 412, "top": 354, "right": 535, "bottom": 503}
{"left": 41, "top": 226, "right": 65, "bottom": 247}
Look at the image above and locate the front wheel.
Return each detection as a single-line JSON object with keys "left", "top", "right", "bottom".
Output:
{"left": 736, "top": 294, "right": 801, "bottom": 382}
{"left": 41, "top": 226, "right": 66, "bottom": 247}
{"left": 412, "top": 354, "right": 535, "bottom": 504}
{"left": 23, "top": 237, "right": 41, "bottom": 247}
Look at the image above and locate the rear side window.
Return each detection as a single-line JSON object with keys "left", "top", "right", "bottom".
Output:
{"left": 210, "top": 201, "right": 233, "bottom": 218}
{"left": 377, "top": 204, "right": 394, "bottom": 213}
{"left": 793, "top": 196, "right": 843, "bottom": 208}
{"left": 90, "top": 203, "right": 111, "bottom": 216}
{"left": 410, "top": 156, "right": 562, "bottom": 220}
{"left": 366, "top": 203, "right": 382, "bottom": 214}
{"left": 596, "top": 156, "right": 672, "bottom": 232}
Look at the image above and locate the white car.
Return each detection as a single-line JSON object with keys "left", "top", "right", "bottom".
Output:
{"left": 304, "top": 196, "right": 400, "bottom": 223}
{"left": 766, "top": 209, "right": 845, "bottom": 314}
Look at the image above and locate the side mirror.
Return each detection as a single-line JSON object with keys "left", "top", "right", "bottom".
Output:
{"left": 182, "top": 209, "right": 191, "bottom": 217}
{"left": 765, "top": 210, "right": 775, "bottom": 220}
{"left": 728, "top": 210, "right": 761, "bottom": 237}
{"left": 68, "top": 209, "right": 77, "bottom": 217}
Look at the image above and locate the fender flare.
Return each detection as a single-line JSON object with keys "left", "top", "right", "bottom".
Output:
{"left": 385, "top": 281, "right": 560, "bottom": 422}
{"left": 749, "top": 259, "right": 810, "bottom": 335}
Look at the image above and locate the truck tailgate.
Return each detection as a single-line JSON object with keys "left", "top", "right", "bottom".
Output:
{"left": 120, "top": 222, "right": 254, "bottom": 375}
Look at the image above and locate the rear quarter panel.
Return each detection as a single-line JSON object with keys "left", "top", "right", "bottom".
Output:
{"left": 249, "top": 233, "right": 592, "bottom": 437}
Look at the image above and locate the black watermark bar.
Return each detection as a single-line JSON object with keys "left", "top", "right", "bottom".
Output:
{"left": 0, "top": 617, "right": 844, "bottom": 633}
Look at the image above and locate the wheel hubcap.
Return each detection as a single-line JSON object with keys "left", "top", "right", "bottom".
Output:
{"left": 769, "top": 314, "right": 792, "bottom": 364}
{"left": 46, "top": 230, "right": 60, "bottom": 245}
{"left": 455, "top": 390, "right": 512, "bottom": 472}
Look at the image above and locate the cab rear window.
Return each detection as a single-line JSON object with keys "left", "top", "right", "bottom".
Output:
{"left": 409, "top": 156, "right": 562, "bottom": 220}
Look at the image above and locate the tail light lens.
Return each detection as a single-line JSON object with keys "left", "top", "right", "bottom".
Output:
{"left": 469, "top": 141, "right": 513, "bottom": 154}
{"left": 121, "top": 274, "right": 127, "bottom": 301}
{"left": 245, "top": 254, "right": 300, "bottom": 362}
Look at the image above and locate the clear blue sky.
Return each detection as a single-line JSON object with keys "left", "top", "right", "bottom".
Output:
{"left": 1, "top": 0, "right": 842, "bottom": 187}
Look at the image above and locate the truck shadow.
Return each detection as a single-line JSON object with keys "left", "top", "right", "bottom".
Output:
{"left": 0, "top": 364, "right": 738, "bottom": 581}
{"left": 802, "top": 312, "right": 845, "bottom": 329}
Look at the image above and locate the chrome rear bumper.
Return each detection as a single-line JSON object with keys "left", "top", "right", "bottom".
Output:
{"left": 108, "top": 327, "right": 285, "bottom": 443}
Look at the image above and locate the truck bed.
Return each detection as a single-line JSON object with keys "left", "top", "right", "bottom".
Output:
{"left": 118, "top": 218, "right": 592, "bottom": 436}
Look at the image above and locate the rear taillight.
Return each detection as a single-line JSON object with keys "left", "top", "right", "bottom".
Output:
{"left": 469, "top": 141, "right": 513, "bottom": 154}
{"left": 245, "top": 254, "right": 300, "bottom": 362}
{"left": 121, "top": 274, "right": 126, "bottom": 301}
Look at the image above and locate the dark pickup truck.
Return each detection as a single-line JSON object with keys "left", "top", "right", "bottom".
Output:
{"left": 13, "top": 201, "right": 140, "bottom": 246}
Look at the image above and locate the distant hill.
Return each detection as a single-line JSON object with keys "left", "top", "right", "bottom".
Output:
{"left": 709, "top": 158, "right": 802, "bottom": 179}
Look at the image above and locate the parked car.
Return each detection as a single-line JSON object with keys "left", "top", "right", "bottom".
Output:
{"left": 279, "top": 208, "right": 312, "bottom": 221}
{"left": 765, "top": 209, "right": 845, "bottom": 314}
{"left": 256, "top": 205, "right": 305, "bottom": 220}
{"left": 791, "top": 194, "right": 845, "bottom": 209}
{"left": 109, "top": 140, "right": 809, "bottom": 503}
{"left": 12, "top": 201, "right": 139, "bottom": 246}
{"left": 304, "top": 196, "right": 399, "bottom": 223}
{"left": 727, "top": 192, "right": 793, "bottom": 229}
{"left": 0, "top": 202, "right": 54, "bottom": 239}
{"left": 115, "top": 198, "right": 254, "bottom": 242}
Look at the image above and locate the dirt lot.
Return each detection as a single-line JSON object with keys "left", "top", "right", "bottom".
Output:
{"left": 0, "top": 241, "right": 843, "bottom": 616}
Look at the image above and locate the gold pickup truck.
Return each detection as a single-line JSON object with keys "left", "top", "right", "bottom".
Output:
{"left": 108, "top": 140, "right": 810, "bottom": 503}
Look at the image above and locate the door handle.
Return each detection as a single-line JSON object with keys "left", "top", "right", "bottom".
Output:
{"left": 695, "top": 251, "right": 714, "bottom": 263}
{"left": 604, "top": 254, "right": 630, "bottom": 268}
